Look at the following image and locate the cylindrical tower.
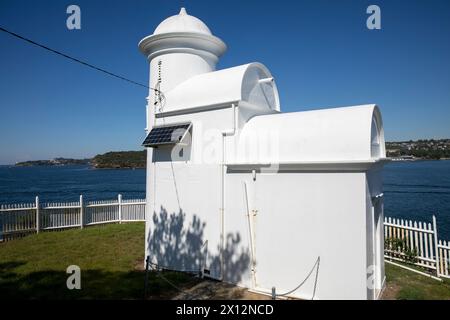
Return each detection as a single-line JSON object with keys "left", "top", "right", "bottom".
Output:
{"left": 139, "top": 8, "right": 227, "bottom": 129}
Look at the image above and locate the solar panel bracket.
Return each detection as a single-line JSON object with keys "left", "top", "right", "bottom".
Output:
{"left": 142, "top": 122, "right": 192, "bottom": 148}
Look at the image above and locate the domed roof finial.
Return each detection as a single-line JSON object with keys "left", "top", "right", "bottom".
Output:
{"left": 152, "top": 7, "right": 213, "bottom": 35}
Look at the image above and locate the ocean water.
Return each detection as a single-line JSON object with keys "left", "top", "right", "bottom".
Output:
{"left": 0, "top": 161, "right": 449, "bottom": 239}
{"left": 0, "top": 165, "right": 146, "bottom": 204}
{"left": 384, "top": 160, "right": 450, "bottom": 239}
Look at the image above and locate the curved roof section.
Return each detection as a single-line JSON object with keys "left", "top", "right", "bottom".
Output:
{"left": 234, "top": 104, "right": 385, "bottom": 164}
{"left": 158, "top": 63, "right": 280, "bottom": 115}
{"left": 154, "top": 8, "right": 212, "bottom": 35}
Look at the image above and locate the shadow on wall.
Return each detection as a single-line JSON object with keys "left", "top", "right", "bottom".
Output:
{"left": 148, "top": 207, "right": 250, "bottom": 284}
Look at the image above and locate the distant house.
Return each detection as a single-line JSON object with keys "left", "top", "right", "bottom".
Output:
{"left": 139, "top": 8, "right": 387, "bottom": 300}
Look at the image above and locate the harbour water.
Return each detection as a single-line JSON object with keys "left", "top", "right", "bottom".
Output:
{"left": 0, "top": 160, "right": 449, "bottom": 238}
{"left": 384, "top": 160, "right": 450, "bottom": 239}
{"left": 0, "top": 165, "right": 146, "bottom": 204}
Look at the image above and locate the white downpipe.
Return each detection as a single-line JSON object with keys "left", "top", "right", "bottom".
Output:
{"left": 243, "top": 181, "right": 257, "bottom": 288}
{"left": 222, "top": 103, "right": 237, "bottom": 136}
{"left": 219, "top": 103, "right": 237, "bottom": 280}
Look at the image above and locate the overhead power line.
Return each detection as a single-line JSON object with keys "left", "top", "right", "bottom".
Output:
{"left": 0, "top": 26, "right": 154, "bottom": 90}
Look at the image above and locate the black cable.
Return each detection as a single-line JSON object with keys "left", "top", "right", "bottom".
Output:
{"left": 0, "top": 26, "right": 157, "bottom": 91}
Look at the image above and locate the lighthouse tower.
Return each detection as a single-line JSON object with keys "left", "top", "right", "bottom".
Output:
{"left": 139, "top": 8, "right": 226, "bottom": 130}
{"left": 139, "top": 8, "right": 386, "bottom": 300}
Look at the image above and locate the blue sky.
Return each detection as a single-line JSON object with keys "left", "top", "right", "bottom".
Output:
{"left": 1, "top": 0, "right": 449, "bottom": 164}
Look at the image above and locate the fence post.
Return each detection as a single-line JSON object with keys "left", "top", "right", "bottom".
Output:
{"left": 118, "top": 194, "right": 122, "bottom": 224}
{"left": 433, "top": 215, "right": 440, "bottom": 277}
{"left": 80, "top": 195, "right": 84, "bottom": 229}
{"left": 35, "top": 196, "right": 40, "bottom": 234}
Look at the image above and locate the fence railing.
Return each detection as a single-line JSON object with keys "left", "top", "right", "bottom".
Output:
{"left": 384, "top": 215, "right": 450, "bottom": 279}
{"left": 2, "top": 198, "right": 449, "bottom": 279}
{"left": 0, "top": 194, "right": 145, "bottom": 241}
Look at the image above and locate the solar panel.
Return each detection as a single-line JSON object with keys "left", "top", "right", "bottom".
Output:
{"left": 142, "top": 123, "right": 191, "bottom": 147}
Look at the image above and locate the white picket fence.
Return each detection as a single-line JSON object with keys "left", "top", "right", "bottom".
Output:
{"left": 2, "top": 198, "right": 449, "bottom": 279}
{"left": 0, "top": 194, "right": 145, "bottom": 241}
{"left": 384, "top": 215, "right": 450, "bottom": 279}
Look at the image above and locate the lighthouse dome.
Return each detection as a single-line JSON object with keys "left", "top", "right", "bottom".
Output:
{"left": 154, "top": 8, "right": 212, "bottom": 35}
{"left": 139, "top": 7, "right": 227, "bottom": 98}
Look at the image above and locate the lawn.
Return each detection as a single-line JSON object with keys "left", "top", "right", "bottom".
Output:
{"left": 384, "top": 262, "right": 450, "bottom": 300}
{"left": 1, "top": 223, "right": 450, "bottom": 300}
{"left": 0, "top": 222, "right": 195, "bottom": 299}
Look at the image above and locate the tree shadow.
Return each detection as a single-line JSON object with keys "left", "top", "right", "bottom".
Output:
{"left": 147, "top": 206, "right": 250, "bottom": 284}
{"left": 0, "top": 261, "right": 196, "bottom": 300}
{"left": 0, "top": 207, "right": 251, "bottom": 299}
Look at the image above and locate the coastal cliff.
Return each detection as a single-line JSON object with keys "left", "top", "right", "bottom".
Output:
{"left": 91, "top": 151, "right": 146, "bottom": 169}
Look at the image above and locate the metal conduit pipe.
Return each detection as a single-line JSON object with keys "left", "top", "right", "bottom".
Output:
{"left": 219, "top": 103, "right": 237, "bottom": 280}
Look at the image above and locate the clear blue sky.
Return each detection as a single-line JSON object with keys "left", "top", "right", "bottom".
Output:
{"left": 1, "top": 0, "right": 449, "bottom": 164}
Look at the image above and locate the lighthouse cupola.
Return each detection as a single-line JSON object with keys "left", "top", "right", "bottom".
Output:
{"left": 139, "top": 7, "right": 226, "bottom": 121}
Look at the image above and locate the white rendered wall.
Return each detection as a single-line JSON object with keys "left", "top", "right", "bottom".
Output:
{"left": 145, "top": 107, "right": 238, "bottom": 279}
{"left": 145, "top": 148, "right": 155, "bottom": 264}
{"left": 366, "top": 165, "right": 385, "bottom": 299}
{"left": 146, "top": 52, "right": 217, "bottom": 129}
{"left": 224, "top": 171, "right": 369, "bottom": 299}
{"left": 149, "top": 52, "right": 216, "bottom": 97}
{"left": 148, "top": 161, "right": 223, "bottom": 276}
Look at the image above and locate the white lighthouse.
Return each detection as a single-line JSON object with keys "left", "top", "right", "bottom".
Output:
{"left": 139, "top": 8, "right": 386, "bottom": 300}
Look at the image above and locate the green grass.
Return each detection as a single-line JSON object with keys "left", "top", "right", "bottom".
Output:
{"left": 2, "top": 223, "right": 449, "bottom": 300}
{"left": 0, "top": 223, "right": 195, "bottom": 299}
{"left": 385, "top": 263, "right": 450, "bottom": 300}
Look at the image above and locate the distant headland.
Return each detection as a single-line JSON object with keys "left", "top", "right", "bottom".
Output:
{"left": 13, "top": 139, "right": 450, "bottom": 168}
{"left": 91, "top": 151, "right": 145, "bottom": 169}
{"left": 15, "top": 158, "right": 91, "bottom": 167}
{"left": 386, "top": 139, "right": 450, "bottom": 160}
{"left": 15, "top": 151, "right": 146, "bottom": 169}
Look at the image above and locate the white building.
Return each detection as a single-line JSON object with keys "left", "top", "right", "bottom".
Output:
{"left": 139, "top": 8, "right": 387, "bottom": 300}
